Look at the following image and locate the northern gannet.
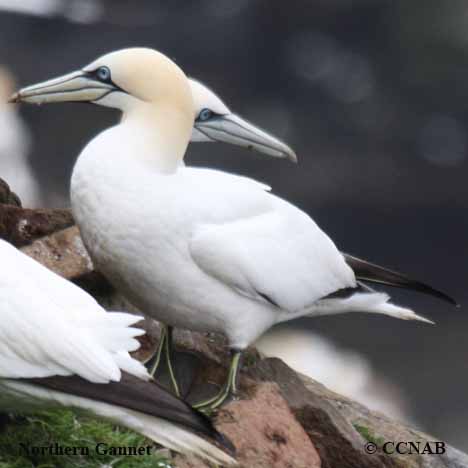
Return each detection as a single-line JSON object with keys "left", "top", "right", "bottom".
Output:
{"left": 0, "top": 239, "right": 235, "bottom": 465}
{"left": 189, "top": 79, "right": 297, "bottom": 162}
{"left": 144, "top": 79, "right": 297, "bottom": 390}
{"left": 139, "top": 78, "right": 456, "bottom": 392}
{"left": 187, "top": 80, "right": 456, "bottom": 304}
{"left": 11, "top": 48, "right": 456, "bottom": 411}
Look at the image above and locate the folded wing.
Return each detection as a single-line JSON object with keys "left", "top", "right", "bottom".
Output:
{"left": 190, "top": 197, "right": 356, "bottom": 312}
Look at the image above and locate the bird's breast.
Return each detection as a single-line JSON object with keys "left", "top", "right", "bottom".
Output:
{"left": 70, "top": 149, "right": 199, "bottom": 311}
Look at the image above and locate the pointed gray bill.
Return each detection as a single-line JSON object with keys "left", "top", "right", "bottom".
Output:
{"left": 194, "top": 113, "right": 297, "bottom": 163}
{"left": 9, "top": 70, "right": 116, "bottom": 105}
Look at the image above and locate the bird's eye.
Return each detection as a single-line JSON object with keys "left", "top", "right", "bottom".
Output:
{"left": 96, "top": 66, "right": 111, "bottom": 82}
{"left": 198, "top": 108, "right": 213, "bottom": 122}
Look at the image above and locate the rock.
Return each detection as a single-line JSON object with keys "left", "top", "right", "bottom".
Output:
{"left": 215, "top": 382, "right": 321, "bottom": 468}
{"left": 0, "top": 205, "right": 74, "bottom": 247}
{"left": 0, "top": 178, "right": 21, "bottom": 207}
{"left": 20, "top": 225, "right": 92, "bottom": 278}
{"left": 0, "top": 177, "right": 74, "bottom": 246}
{"left": 174, "top": 382, "right": 321, "bottom": 468}
{"left": 17, "top": 224, "right": 468, "bottom": 468}
{"left": 0, "top": 177, "right": 73, "bottom": 246}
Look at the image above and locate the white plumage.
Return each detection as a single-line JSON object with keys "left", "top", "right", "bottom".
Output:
{"left": 0, "top": 239, "right": 145, "bottom": 382}
{"left": 189, "top": 78, "right": 297, "bottom": 161}
{"left": 71, "top": 122, "right": 426, "bottom": 351}
{"left": 12, "top": 48, "right": 432, "bottom": 411}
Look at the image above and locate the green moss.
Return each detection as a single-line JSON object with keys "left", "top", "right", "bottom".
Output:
{"left": 0, "top": 410, "right": 173, "bottom": 468}
{"left": 353, "top": 423, "right": 385, "bottom": 447}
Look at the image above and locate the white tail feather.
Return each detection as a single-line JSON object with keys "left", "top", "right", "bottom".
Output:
{"left": 303, "top": 292, "right": 434, "bottom": 324}
{"left": 113, "top": 351, "right": 151, "bottom": 381}
{"left": 85, "top": 313, "right": 146, "bottom": 352}
{"left": 373, "top": 300, "right": 434, "bottom": 324}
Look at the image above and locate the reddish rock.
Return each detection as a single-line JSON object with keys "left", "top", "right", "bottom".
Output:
{"left": 215, "top": 382, "right": 321, "bottom": 468}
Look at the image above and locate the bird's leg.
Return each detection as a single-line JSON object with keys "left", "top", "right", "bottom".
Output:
{"left": 164, "top": 325, "right": 181, "bottom": 397}
{"left": 148, "top": 324, "right": 168, "bottom": 377}
{"left": 147, "top": 325, "right": 181, "bottom": 397}
{"left": 193, "top": 349, "right": 242, "bottom": 413}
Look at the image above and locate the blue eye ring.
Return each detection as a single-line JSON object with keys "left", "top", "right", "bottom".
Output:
{"left": 96, "top": 66, "right": 111, "bottom": 82}
{"left": 198, "top": 108, "right": 213, "bottom": 122}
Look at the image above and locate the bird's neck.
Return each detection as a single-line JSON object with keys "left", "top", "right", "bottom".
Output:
{"left": 119, "top": 103, "right": 192, "bottom": 173}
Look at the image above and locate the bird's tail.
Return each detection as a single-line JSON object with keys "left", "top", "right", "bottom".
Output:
{"left": 307, "top": 291, "right": 434, "bottom": 324}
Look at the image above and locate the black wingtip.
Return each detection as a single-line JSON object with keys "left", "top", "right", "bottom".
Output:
{"left": 27, "top": 372, "right": 237, "bottom": 457}
{"left": 212, "top": 429, "right": 236, "bottom": 456}
{"left": 343, "top": 253, "right": 459, "bottom": 307}
{"left": 188, "top": 406, "right": 236, "bottom": 456}
{"left": 415, "top": 284, "right": 458, "bottom": 307}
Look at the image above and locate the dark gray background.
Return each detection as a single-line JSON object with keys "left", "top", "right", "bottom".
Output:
{"left": 0, "top": 0, "right": 466, "bottom": 450}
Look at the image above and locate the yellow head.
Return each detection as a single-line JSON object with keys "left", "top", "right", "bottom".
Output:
{"left": 11, "top": 47, "right": 193, "bottom": 114}
{"left": 11, "top": 48, "right": 195, "bottom": 169}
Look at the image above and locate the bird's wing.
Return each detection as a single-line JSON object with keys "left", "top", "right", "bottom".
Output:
{"left": 10, "top": 374, "right": 236, "bottom": 464}
{"left": 343, "top": 253, "right": 457, "bottom": 306}
{"left": 0, "top": 241, "right": 147, "bottom": 383}
{"left": 1, "top": 240, "right": 100, "bottom": 316}
{"left": 27, "top": 372, "right": 221, "bottom": 441}
{"left": 190, "top": 195, "right": 356, "bottom": 312}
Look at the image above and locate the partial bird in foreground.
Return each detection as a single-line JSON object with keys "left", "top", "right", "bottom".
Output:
{"left": 0, "top": 239, "right": 235, "bottom": 465}
{"left": 11, "top": 48, "right": 457, "bottom": 412}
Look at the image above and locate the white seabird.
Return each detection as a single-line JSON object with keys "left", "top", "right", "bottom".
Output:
{"left": 0, "top": 239, "right": 235, "bottom": 465}
{"left": 146, "top": 77, "right": 457, "bottom": 396}
{"left": 143, "top": 78, "right": 298, "bottom": 392}
{"left": 187, "top": 79, "right": 457, "bottom": 306}
{"left": 188, "top": 78, "right": 297, "bottom": 162}
{"left": 139, "top": 78, "right": 457, "bottom": 394}
{"left": 11, "top": 48, "right": 456, "bottom": 411}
